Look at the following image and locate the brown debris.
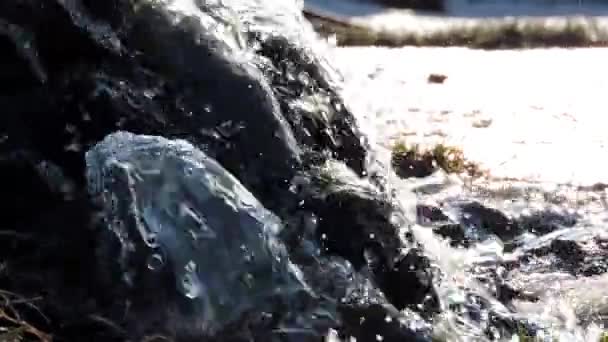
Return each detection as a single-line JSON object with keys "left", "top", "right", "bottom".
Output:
{"left": 427, "top": 73, "right": 447, "bottom": 84}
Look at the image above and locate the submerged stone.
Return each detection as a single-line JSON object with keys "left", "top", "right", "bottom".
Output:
{"left": 86, "top": 131, "right": 308, "bottom": 335}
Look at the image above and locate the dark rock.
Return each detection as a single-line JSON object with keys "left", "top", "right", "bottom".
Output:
{"left": 254, "top": 35, "right": 369, "bottom": 176}
{"left": 435, "top": 224, "right": 470, "bottom": 248}
{"left": 416, "top": 204, "right": 450, "bottom": 225}
{"left": 416, "top": 201, "right": 518, "bottom": 248}
{"left": 0, "top": 0, "right": 452, "bottom": 341}
{"left": 0, "top": 0, "right": 371, "bottom": 211}
{"left": 392, "top": 150, "right": 436, "bottom": 179}
{"left": 297, "top": 168, "right": 440, "bottom": 314}
{"left": 505, "top": 233, "right": 608, "bottom": 281}
{"left": 375, "top": 248, "right": 439, "bottom": 313}
{"left": 525, "top": 239, "right": 586, "bottom": 275}
{"left": 0, "top": 0, "right": 438, "bottom": 340}
{"left": 460, "top": 202, "right": 521, "bottom": 241}
{"left": 0, "top": 159, "right": 121, "bottom": 341}
{"left": 415, "top": 204, "right": 474, "bottom": 247}
{"left": 338, "top": 303, "right": 432, "bottom": 342}
{"left": 515, "top": 209, "right": 578, "bottom": 236}
{"left": 86, "top": 132, "right": 321, "bottom": 339}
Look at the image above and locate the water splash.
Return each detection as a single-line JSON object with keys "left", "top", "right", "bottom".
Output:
{"left": 86, "top": 131, "right": 308, "bottom": 334}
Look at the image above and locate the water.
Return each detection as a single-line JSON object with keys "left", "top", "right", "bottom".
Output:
{"left": 84, "top": 0, "right": 608, "bottom": 340}
{"left": 86, "top": 132, "right": 308, "bottom": 335}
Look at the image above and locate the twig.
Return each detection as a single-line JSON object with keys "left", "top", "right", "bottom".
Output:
{"left": 1, "top": 289, "right": 50, "bottom": 325}
{"left": 87, "top": 314, "right": 127, "bottom": 336}
{"left": 0, "top": 308, "right": 51, "bottom": 342}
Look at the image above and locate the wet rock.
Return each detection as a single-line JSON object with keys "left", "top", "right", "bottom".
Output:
{"left": 460, "top": 202, "right": 521, "bottom": 242}
{"left": 376, "top": 248, "right": 439, "bottom": 313}
{"left": 544, "top": 239, "right": 585, "bottom": 263}
{"left": 338, "top": 302, "right": 431, "bottom": 342}
{"left": 298, "top": 167, "right": 440, "bottom": 314}
{"left": 504, "top": 230, "right": 608, "bottom": 284}
{"left": 416, "top": 203, "right": 450, "bottom": 225}
{"left": 515, "top": 209, "right": 578, "bottom": 236}
{"left": 415, "top": 204, "right": 472, "bottom": 247}
{"left": 0, "top": 151, "right": 62, "bottom": 228}
{"left": 254, "top": 35, "right": 369, "bottom": 176}
{"left": 0, "top": 0, "right": 433, "bottom": 340}
{"left": 392, "top": 149, "right": 436, "bottom": 179}
{"left": 435, "top": 224, "right": 471, "bottom": 247}
{"left": 0, "top": 154, "right": 120, "bottom": 340}
{"left": 0, "top": 0, "right": 372, "bottom": 211}
{"left": 416, "top": 201, "right": 518, "bottom": 248}
{"left": 518, "top": 238, "right": 587, "bottom": 276}
{"left": 86, "top": 132, "right": 317, "bottom": 338}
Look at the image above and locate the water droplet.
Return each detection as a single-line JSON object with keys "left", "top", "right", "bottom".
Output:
{"left": 122, "top": 271, "right": 134, "bottom": 286}
{"left": 185, "top": 260, "right": 197, "bottom": 273}
{"left": 181, "top": 272, "right": 201, "bottom": 299}
{"left": 240, "top": 244, "right": 255, "bottom": 263}
{"left": 147, "top": 253, "right": 164, "bottom": 271}
{"left": 144, "top": 233, "right": 159, "bottom": 248}
{"left": 241, "top": 273, "right": 254, "bottom": 288}
{"left": 180, "top": 204, "right": 216, "bottom": 239}
{"left": 108, "top": 193, "right": 119, "bottom": 213}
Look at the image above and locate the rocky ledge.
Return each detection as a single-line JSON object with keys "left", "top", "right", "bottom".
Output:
{"left": 0, "top": 0, "right": 437, "bottom": 341}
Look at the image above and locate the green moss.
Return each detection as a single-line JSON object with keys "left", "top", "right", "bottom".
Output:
{"left": 391, "top": 141, "right": 478, "bottom": 178}
{"left": 431, "top": 144, "right": 467, "bottom": 174}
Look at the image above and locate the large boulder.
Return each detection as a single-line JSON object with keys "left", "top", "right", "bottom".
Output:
{"left": 0, "top": 0, "right": 438, "bottom": 341}
{"left": 294, "top": 163, "right": 439, "bottom": 313}
{"left": 86, "top": 132, "right": 327, "bottom": 339}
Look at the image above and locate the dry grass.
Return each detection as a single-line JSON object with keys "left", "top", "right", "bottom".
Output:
{"left": 0, "top": 286, "right": 173, "bottom": 342}
{"left": 0, "top": 290, "right": 51, "bottom": 342}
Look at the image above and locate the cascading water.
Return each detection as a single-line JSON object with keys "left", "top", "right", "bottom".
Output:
{"left": 100, "top": 0, "right": 608, "bottom": 340}
{"left": 3, "top": 0, "right": 608, "bottom": 340}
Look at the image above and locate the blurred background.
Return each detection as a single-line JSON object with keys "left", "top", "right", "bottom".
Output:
{"left": 307, "top": 0, "right": 608, "bottom": 16}
{"left": 304, "top": 0, "right": 608, "bottom": 47}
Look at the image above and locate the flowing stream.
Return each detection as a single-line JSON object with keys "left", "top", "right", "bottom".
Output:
{"left": 154, "top": 1, "right": 608, "bottom": 340}
{"left": 329, "top": 44, "right": 608, "bottom": 342}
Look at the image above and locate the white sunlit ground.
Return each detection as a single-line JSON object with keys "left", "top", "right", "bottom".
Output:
{"left": 323, "top": 46, "right": 608, "bottom": 341}
{"left": 328, "top": 46, "right": 608, "bottom": 186}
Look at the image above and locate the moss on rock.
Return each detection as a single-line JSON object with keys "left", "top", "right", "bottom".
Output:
{"left": 391, "top": 141, "right": 481, "bottom": 178}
